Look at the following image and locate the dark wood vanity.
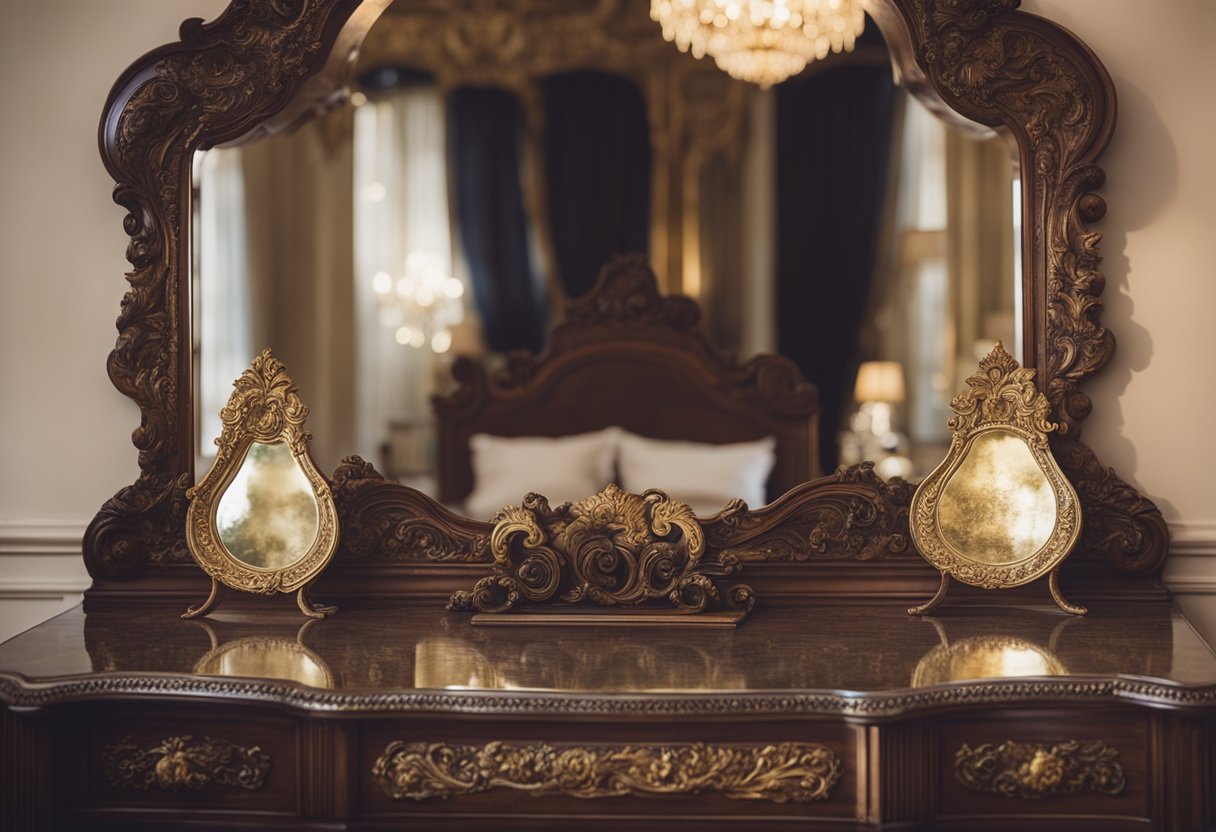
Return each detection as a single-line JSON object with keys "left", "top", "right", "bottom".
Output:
{"left": 3, "top": 602, "right": 1215, "bottom": 830}
{"left": 2, "top": 1, "right": 1212, "bottom": 830}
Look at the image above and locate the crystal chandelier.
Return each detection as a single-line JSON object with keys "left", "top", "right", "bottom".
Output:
{"left": 650, "top": 0, "right": 865, "bottom": 88}
{"left": 371, "top": 251, "right": 465, "bottom": 354}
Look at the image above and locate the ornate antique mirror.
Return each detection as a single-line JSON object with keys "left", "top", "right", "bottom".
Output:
{"left": 908, "top": 342, "right": 1083, "bottom": 615}
{"left": 85, "top": 0, "right": 1169, "bottom": 609}
{"left": 184, "top": 349, "right": 339, "bottom": 619}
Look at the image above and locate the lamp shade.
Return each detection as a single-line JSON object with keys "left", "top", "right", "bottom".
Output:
{"left": 854, "top": 361, "right": 905, "bottom": 403}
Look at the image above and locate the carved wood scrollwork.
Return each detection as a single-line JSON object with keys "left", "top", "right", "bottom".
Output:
{"left": 707, "top": 462, "right": 915, "bottom": 562}
{"left": 372, "top": 740, "right": 842, "bottom": 802}
{"left": 448, "top": 485, "right": 756, "bottom": 615}
{"left": 86, "top": 0, "right": 381, "bottom": 580}
{"left": 102, "top": 735, "right": 271, "bottom": 792}
{"left": 890, "top": 0, "right": 1167, "bottom": 573}
{"left": 87, "top": 0, "right": 1167, "bottom": 593}
{"left": 331, "top": 456, "right": 490, "bottom": 562}
{"left": 954, "top": 739, "right": 1125, "bottom": 799}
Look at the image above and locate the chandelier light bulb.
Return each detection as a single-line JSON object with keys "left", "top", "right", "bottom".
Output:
{"left": 431, "top": 329, "right": 453, "bottom": 354}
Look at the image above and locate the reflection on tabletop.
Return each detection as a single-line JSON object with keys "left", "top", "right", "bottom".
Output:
{"left": 2, "top": 603, "right": 1214, "bottom": 695}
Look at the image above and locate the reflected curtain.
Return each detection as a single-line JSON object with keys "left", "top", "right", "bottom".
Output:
{"left": 540, "top": 71, "right": 651, "bottom": 298}
{"left": 448, "top": 87, "right": 547, "bottom": 353}
{"left": 775, "top": 64, "right": 896, "bottom": 471}
{"left": 353, "top": 82, "right": 453, "bottom": 471}
{"left": 196, "top": 148, "right": 255, "bottom": 458}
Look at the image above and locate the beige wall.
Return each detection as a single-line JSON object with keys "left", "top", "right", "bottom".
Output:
{"left": 1, "top": 0, "right": 1213, "bottom": 641}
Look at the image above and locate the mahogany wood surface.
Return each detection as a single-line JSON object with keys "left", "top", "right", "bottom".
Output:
{"left": 2, "top": 602, "right": 1215, "bottom": 830}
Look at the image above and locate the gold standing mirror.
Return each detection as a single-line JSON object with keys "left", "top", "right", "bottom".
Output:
{"left": 185, "top": 349, "right": 339, "bottom": 619}
{"left": 908, "top": 342, "right": 1082, "bottom": 616}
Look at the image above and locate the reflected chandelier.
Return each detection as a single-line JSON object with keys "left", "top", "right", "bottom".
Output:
{"left": 651, "top": 0, "right": 865, "bottom": 88}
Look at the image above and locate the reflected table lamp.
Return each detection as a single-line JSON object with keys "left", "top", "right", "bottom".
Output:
{"left": 850, "top": 360, "right": 913, "bottom": 479}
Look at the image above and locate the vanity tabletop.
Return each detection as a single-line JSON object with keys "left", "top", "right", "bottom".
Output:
{"left": 3, "top": 602, "right": 1216, "bottom": 717}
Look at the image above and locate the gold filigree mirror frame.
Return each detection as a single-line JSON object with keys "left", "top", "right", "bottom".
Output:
{"left": 909, "top": 343, "right": 1082, "bottom": 615}
{"left": 184, "top": 349, "right": 339, "bottom": 619}
{"left": 84, "top": 0, "right": 1171, "bottom": 607}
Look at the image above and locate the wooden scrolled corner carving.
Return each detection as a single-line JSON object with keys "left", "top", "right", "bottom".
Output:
{"left": 85, "top": 0, "right": 385, "bottom": 581}
{"left": 372, "top": 740, "right": 841, "bottom": 803}
{"left": 448, "top": 485, "right": 754, "bottom": 616}
{"left": 706, "top": 462, "right": 914, "bottom": 562}
{"left": 330, "top": 455, "right": 491, "bottom": 562}
{"left": 889, "top": 0, "right": 1167, "bottom": 574}
{"left": 102, "top": 735, "right": 271, "bottom": 792}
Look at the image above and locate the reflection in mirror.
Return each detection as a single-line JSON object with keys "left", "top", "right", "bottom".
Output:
{"left": 937, "top": 429, "right": 1058, "bottom": 566}
{"left": 193, "top": 2, "right": 1020, "bottom": 496}
{"left": 215, "top": 442, "right": 321, "bottom": 569}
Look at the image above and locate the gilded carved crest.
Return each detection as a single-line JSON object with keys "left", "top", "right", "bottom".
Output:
{"left": 909, "top": 342, "right": 1083, "bottom": 614}
{"left": 449, "top": 484, "right": 755, "bottom": 619}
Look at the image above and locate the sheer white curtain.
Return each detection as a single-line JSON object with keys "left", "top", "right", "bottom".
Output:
{"left": 195, "top": 148, "right": 254, "bottom": 466}
{"left": 353, "top": 86, "right": 457, "bottom": 479}
{"left": 890, "top": 95, "right": 950, "bottom": 445}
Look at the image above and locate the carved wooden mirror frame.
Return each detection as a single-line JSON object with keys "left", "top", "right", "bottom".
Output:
{"left": 85, "top": 0, "right": 1169, "bottom": 606}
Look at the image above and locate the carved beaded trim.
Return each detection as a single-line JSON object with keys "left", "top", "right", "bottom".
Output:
{"left": 6, "top": 674, "right": 1215, "bottom": 717}
{"left": 955, "top": 739, "right": 1125, "bottom": 799}
{"left": 102, "top": 734, "right": 271, "bottom": 792}
{"left": 372, "top": 740, "right": 841, "bottom": 802}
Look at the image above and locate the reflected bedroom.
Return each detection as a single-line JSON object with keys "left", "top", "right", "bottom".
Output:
{"left": 191, "top": 0, "right": 1020, "bottom": 519}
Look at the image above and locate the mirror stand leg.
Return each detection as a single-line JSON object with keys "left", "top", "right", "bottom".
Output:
{"left": 1049, "top": 569, "right": 1087, "bottom": 616}
{"left": 182, "top": 577, "right": 221, "bottom": 620}
{"left": 297, "top": 584, "right": 337, "bottom": 620}
{"left": 908, "top": 572, "right": 951, "bottom": 615}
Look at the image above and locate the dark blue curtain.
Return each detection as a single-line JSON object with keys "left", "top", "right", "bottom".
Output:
{"left": 776, "top": 63, "right": 897, "bottom": 472}
{"left": 540, "top": 71, "right": 651, "bottom": 298}
{"left": 448, "top": 87, "right": 548, "bottom": 353}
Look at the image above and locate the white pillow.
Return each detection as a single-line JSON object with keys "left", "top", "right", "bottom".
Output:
{"left": 616, "top": 432, "right": 776, "bottom": 516}
{"left": 464, "top": 428, "right": 619, "bottom": 520}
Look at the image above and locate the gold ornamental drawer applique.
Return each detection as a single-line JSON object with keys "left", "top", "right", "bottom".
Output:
{"left": 373, "top": 740, "right": 841, "bottom": 803}
{"left": 955, "top": 739, "right": 1125, "bottom": 799}
{"left": 102, "top": 735, "right": 271, "bottom": 792}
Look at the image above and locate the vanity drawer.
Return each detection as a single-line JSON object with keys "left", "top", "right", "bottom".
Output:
{"left": 936, "top": 709, "right": 1149, "bottom": 820}
{"left": 357, "top": 718, "right": 862, "bottom": 822}
{"left": 66, "top": 705, "right": 299, "bottom": 815}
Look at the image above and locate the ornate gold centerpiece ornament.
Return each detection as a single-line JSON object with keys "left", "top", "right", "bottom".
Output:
{"left": 184, "top": 349, "right": 339, "bottom": 619}
{"left": 908, "top": 343, "right": 1084, "bottom": 615}
{"left": 449, "top": 485, "right": 755, "bottom": 626}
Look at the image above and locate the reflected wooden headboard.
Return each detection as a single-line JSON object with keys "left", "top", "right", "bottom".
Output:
{"left": 432, "top": 255, "right": 820, "bottom": 508}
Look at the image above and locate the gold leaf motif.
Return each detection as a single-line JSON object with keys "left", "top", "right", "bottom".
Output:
{"left": 947, "top": 342, "right": 1056, "bottom": 443}
{"left": 102, "top": 735, "right": 271, "bottom": 792}
{"left": 449, "top": 485, "right": 751, "bottom": 614}
{"left": 955, "top": 739, "right": 1125, "bottom": 799}
{"left": 372, "top": 741, "right": 841, "bottom": 803}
